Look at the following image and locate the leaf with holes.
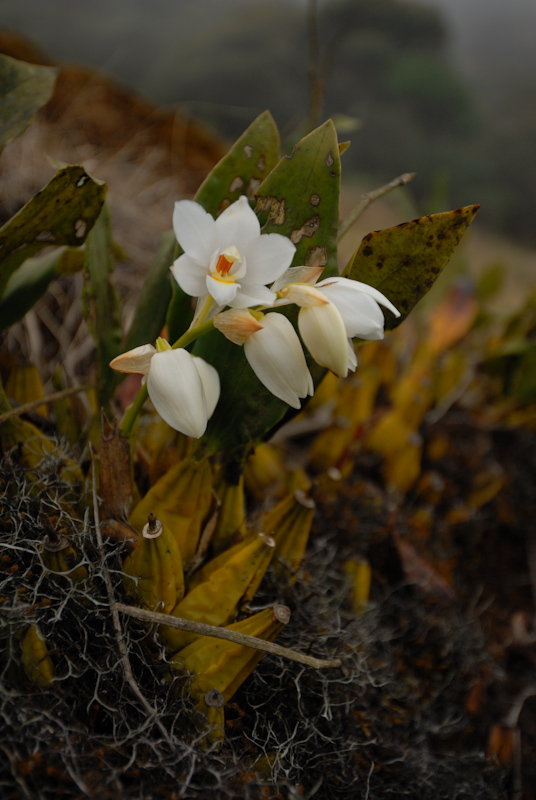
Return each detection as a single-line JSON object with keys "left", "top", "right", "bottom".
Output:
{"left": 195, "top": 109, "right": 280, "bottom": 216}
{"left": 0, "top": 54, "right": 57, "bottom": 152}
{"left": 345, "top": 205, "right": 480, "bottom": 329}
{"left": 255, "top": 119, "right": 341, "bottom": 279}
{"left": 167, "top": 110, "right": 280, "bottom": 342}
{"left": 0, "top": 165, "right": 107, "bottom": 300}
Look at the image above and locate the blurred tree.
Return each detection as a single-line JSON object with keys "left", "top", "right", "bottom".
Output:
{"left": 3, "top": 0, "right": 535, "bottom": 244}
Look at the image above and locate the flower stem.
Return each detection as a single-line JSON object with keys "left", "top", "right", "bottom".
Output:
{"left": 120, "top": 319, "right": 215, "bottom": 436}
{"left": 120, "top": 383, "right": 148, "bottom": 436}
{"left": 171, "top": 318, "right": 214, "bottom": 350}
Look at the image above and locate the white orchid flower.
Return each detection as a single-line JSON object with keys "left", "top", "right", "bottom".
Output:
{"left": 171, "top": 196, "right": 296, "bottom": 320}
{"left": 214, "top": 309, "right": 313, "bottom": 409}
{"left": 110, "top": 339, "right": 220, "bottom": 438}
{"left": 279, "top": 277, "right": 400, "bottom": 379}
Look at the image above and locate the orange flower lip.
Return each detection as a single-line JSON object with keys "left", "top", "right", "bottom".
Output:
{"left": 216, "top": 253, "right": 234, "bottom": 277}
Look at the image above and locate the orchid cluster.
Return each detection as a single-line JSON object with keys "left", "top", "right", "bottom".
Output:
{"left": 111, "top": 195, "right": 399, "bottom": 439}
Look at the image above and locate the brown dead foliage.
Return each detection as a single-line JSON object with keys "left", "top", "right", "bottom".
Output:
{"left": 0, "top": 27, "right": 227, "bottom": 270}
{"left": 0, "top": 27, "right": 227, "bottom": 385}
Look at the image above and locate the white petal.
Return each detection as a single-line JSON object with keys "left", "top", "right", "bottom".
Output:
{"left": 171, "top": 252, "right": 208, "bottom": 298}
{"left": 242, "top": 232, "right": 296, "bottom": 285}
{"left": 283, "top": 283, "right": 329, "bottom": 308}
{"left": 316, "top": 276, "right": 400, "bottom": 317}
{"left": 109, "top": 344, "right": 156, "bottom": 374}
{"left": 347, "top": 339, "right": 358, "bottom": 372}
{"left": 271, "top": 265, "right": 323, "bottom": 293}
{"left": 215, "top": 195, "right": 260, "bottom": 250}
{"left": 192, "top": 357, "right": 220, "bottom": 420}
{"left": 213, "top": 308, "right": 264, "bottom": 345}
{"left": 173, "top": 200, "right": 217, "bottom": 263}
{"left": 231, "top": 284, "right": 277, "bottom": 308}
{"left": 206, "top": 274, "right": 240, "bottom": 306}
{"left": 320, "top": 283, "right": 386, "bottom": 339}
{"left": 244, "top": 313, "right": 312, "bottom": 409}
{"left": 298, "top": 302, "right": 349, "bottom": 378}
{"left": 147, "top": 349, "right": 207, "bottom": 438}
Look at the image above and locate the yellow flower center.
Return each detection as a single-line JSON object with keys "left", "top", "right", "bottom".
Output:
{"left": 213, "top": 245, "right": 241, "bottom": 283}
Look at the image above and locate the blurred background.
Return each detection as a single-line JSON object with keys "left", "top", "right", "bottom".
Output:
{"left": 1, "top": 0, "right": 535, "bottom": 251}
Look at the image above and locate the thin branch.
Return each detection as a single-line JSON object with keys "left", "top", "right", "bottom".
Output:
{"left": 306, "top": 0, "right": 345, "bottom": 132}
{"left": 338, "top": 172, "right": 416, "bottom": 243}
{"left": 90, "top": 449, "right": 173, "bottom": 744}
{"left": 114, "top": 602, "right": 342, "bottom": 670}
{"left": 0, "top": 383, "right": 93, "bottom": 426}
{"left": 306, "top": 0, "right": 321, "bottom": 131}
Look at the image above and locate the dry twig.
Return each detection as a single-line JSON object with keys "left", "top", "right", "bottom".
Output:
{"left": 115, "top": 603, "right": 342, "bottom": 670}
{"left": 0, "top": 383, "right": 93, "bottom": 425}
{"left": 338, "top": 172, "right": 416, "bottom": 242}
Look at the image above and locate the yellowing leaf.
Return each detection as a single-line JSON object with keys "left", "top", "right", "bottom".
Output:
{"left": 343, "top": 558, "right": 372, "bottom": 611}
{"left": 130, "top": 457, "right": 213, "bottom": 566}
{"left": 20, "top": 624, "right": 55, "bottom": 687}
{"left": 211, "top": 474, "right": 248, "bottom": 554}
{"left": 345, "top": 205, "right": 479, "bottom": 328}
{"left": 426, "top": 282, "right": 479, "bottom": 355}
{"left": 5, "top": 363, "right": 48, "bottom": 418}
{"left": 160, "top": 533, "right": 274, "bottom": 652}
{"left": 260, "top": 491, "right": 315, "bottom": 577}
{"left": 172, "top": 605, "right": 289, "bottom": 704}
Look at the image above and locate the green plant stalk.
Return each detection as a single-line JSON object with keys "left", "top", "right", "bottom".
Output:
{"left": 120, "top": 319, "right": 215, "bottom": 436}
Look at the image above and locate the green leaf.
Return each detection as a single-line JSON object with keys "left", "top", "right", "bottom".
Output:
{"left": 195, "top": 109, "right": 280, "bottom": 216}
{"left": 82, "top": 205, "right": 122, "bottom": 410}
{"left": 0, "top": 165, "right": 107, "bottom": 299}
{"left": 345, "top": 205, "right": 480, "bottom": 328}
{"left": 167, "top": 111, "right": 280, "bottom": 342}
{"left": 0, "top": 246, "right": 84, "bottom": 331}
{"left": 124, "top": 230, "right": 175, "bottom": 353}
{"left": 193, "top": 329, "right": 287, "bottom": 455}
{"left": 255, "top": 119, "right": 341, "bottom": 278}
{"left": 194, "top": 121, "right": 342, "bottom": 455}
{"left": 0, "top": 54, "right": 58, "bottom": 152}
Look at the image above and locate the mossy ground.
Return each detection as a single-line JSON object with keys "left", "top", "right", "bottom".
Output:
{"left": 4, "top": 410, "right": 534, "bottom": 798}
